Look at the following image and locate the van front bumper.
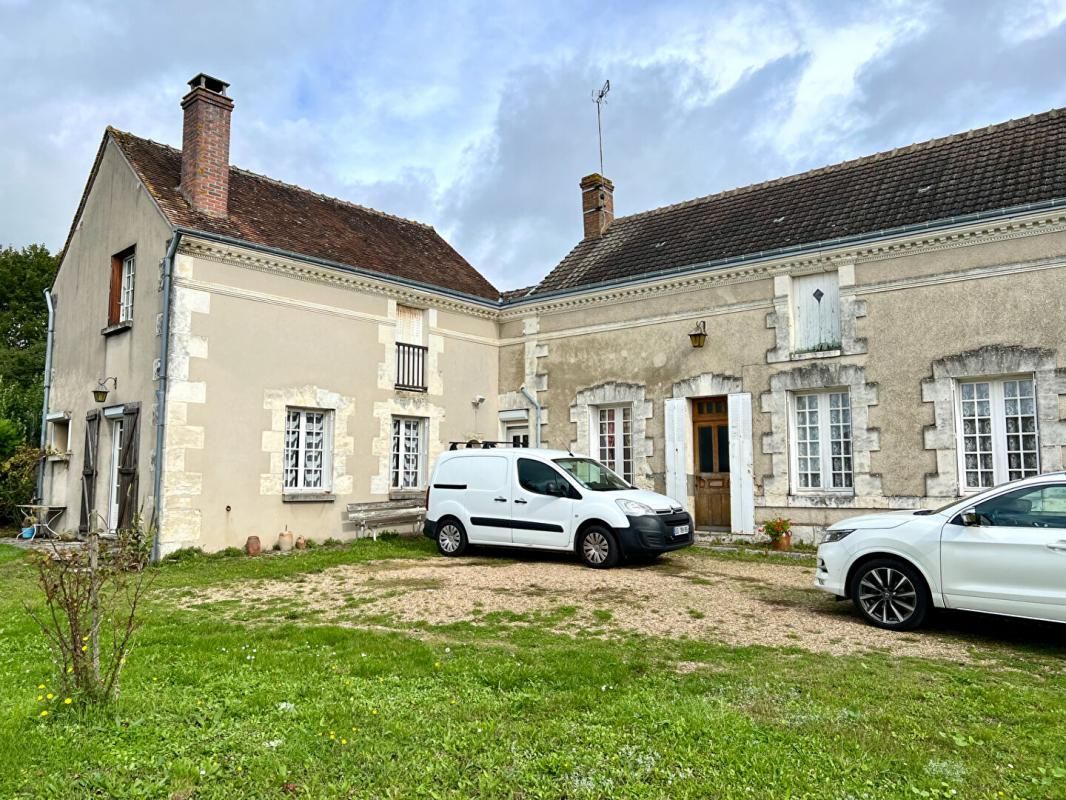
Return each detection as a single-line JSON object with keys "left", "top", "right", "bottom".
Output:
{"left": 615, "top": 513, "right": 694, "bottom": 556}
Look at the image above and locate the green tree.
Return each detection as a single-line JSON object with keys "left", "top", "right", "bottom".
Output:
{"left": 0, "top": 243, "right": 59, "bottom": 444}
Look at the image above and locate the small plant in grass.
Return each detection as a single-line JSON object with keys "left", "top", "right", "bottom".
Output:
{"left": 22, "top": 514, "right": 153, "bottom": 703}
{"left": 323, "top": 537, "right": 343, "bottom": 547}
{"left": 760, "top": 517, "right": 792, "bottom": 551}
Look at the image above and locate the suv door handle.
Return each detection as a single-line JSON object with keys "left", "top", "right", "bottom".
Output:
{"left": 1048, "top": 540, "right": 1066, "bottom": 552}
{"left": 494, "top": 497, "right": 507, "bottom": 503}
{"left": 514, "top": 498, "right": 528, "bottom": 504}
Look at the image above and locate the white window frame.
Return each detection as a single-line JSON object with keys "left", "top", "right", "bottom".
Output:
{"left": 789, "top": 389, "right": 854, "bottom": 494}
{"left": 391, "top": 416, "right": 427, "bottom": 489}
{"left": 596, "top": 405, "right": 633, "bottom": 482}
{"left": 955, "top": 375, "right": 1040, "bottom": 493}
{"left": 107, "top": 417, "right": 124, "bottom": 531}
{"left": 283, "top": 408, "right": 334, "bottom": 494}
{"left": 504, "top": 422, "right": 529, "bottom": 448}
{"left": 119, "top": 252, "right": 135, "bottom": 322}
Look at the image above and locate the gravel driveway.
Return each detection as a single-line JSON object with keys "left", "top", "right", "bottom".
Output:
{"left": 177, "top": 549, "right": 1024, "bottom": 662}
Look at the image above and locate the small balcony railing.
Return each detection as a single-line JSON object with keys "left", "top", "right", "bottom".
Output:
{"left": 395, "top": 342, "right": 428, "bottom": 392}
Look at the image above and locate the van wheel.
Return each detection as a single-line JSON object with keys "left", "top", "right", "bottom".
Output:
{"left": 436, "top": 518, "right": 468, "bottom": 557}
{"left": 578, "top": 526, "right": 620, "bottom": 569}
{"left": 851, "top": 558, "right": 929, "bottom": 631}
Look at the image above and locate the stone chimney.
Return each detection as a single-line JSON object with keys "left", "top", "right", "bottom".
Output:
{"left": 180, "top": 73, "right": 233, "bottom": 218}
{"left": 580, "top": 173, "right": 614, "bottom": 238}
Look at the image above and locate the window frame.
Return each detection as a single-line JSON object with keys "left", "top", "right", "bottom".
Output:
{"left": 108, "top": 245, "right": 136, "bottom": 328}
{"left": 283, "top": 407, "right": 334, "bottom": 494}
{"left": 596, "top": 405, "right": 633, "bottom": 482}
{"left": 955, "top": 375, "right": 1040, "bottom": 493}
{"left": 788, "top": 389, "right": 854, "bottom": 495}
{"left": 391, "top": 416, "right": 427, "bottom": 490}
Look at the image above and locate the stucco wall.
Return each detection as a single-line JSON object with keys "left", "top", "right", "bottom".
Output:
{"left": 43, "top": 139, "right": 172, "bottom": 532}
{"left": 157, "top": 240, "right": 501, "bottom": 553}
{"left": 499, "top": 213, "right": 1066, "bottom": 540}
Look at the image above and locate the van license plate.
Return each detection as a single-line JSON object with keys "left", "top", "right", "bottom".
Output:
{"left": 673, "top": 525, "right": 690, "bottom": 537}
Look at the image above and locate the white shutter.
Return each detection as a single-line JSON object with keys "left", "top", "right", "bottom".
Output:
{"left": 792, "top": 272, "right": 840, "bottom": 352}
{"left": 664, "top": 398, "right": 688, "bottom": 505}
{"left": 727, "top": 393, "right": 755, "bottom": 534}
{"left": 396, "top": 305, "right": 424, "bottom": 344}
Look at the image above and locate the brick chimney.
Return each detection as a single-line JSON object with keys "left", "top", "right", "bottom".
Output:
{"left": 180, "top": 73, "right": 233, "bottom": 218}
{"left": 580, "top": 173, "right": 614, "bottom": 238}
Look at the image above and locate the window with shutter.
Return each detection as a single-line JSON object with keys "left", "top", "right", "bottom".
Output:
{"left": 108, "top": 246, "right": 136, "bottom": 328}
{"left": 791, "top": 272, "right": 841, "bottom": 353}
{"left": 396, "top": 305, "right": 424, "bottom": 344}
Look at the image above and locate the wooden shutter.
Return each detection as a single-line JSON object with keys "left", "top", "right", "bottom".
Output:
{"left": 108, "top": 255, "right": 122, "bottom": 325}
{"left": 79, "top": 410, "right": 101, "bottom": 533}
{"left": 396, "top": 305, "right": 424, "bottom": 344}
{"left": 792, "top": 272, "right": 841, "bottom": 352}
{"left": 116, "top": 404, "right": 140, "bottom": 530}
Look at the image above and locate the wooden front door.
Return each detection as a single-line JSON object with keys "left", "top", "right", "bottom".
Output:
{"left": 693, "top": 397, "right": 731, "bottom": 528}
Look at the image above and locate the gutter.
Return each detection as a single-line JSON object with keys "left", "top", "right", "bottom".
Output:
{"left": 172, "top": 227, "right": 504, "bottom": 310}
{"left": 502, "top": 196, "right": 1066, "bottom": 309}
{"left": 520, "top": 385, "right": 542, "bottom": 447}
{"left": 35, "top": 289, "right": 56, "bottom": 501}
{"left": 151, "top": 233, "right": 181, "bottom": 562}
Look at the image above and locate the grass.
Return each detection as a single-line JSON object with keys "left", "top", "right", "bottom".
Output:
{"left": 0, "top": 539, "right": 1064, "bottom": 799}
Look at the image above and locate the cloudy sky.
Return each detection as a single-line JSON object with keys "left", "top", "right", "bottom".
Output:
{"left": 2, "top": 0, "right": 1065, "bottom": 290}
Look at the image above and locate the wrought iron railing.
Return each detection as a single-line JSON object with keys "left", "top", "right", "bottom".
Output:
{"left": 395, "top": 342, "right": 428, "bottom": 391}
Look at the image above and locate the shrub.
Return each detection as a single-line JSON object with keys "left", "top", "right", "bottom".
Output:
{"left": 0, "top": 444, "right": 40, "bottom": 526}
{"left": 214, "top": 547, "right": 244, "bottom": 559}
{"left": 760, "top": 517, "right": 792, "bottom": 542}
{"left": 23, "top": 516, "right": 153, "bottom": 702}
{"left": 323, "top": 537, "right": 344, "bottom": 547}
{"left": 160, "top": 547, "right": 205, "bottom": 564}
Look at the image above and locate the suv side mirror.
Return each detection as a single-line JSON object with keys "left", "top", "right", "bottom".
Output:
{"left": 960, "top": 508, "right": 980, "bottom": 527}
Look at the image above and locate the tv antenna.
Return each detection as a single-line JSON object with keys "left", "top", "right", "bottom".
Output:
{"left": 592, "top": 79, "right": 610, "bottom": 175}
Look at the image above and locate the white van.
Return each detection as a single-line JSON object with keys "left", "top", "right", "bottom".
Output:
{"left": 423, "top": 446, "right": 693, "bottom": 568}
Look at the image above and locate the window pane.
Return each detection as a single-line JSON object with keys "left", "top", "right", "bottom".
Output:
{"left": 518, "top": 458, "right": 566, "bottom": 495}
{"left": 597, "top": 406, "right": 633, "bottom": 482}
{"left": 794, "top": 394, "right": 821, "bottom": 489}
{"left": 959, "top": 381, "right": 995, "bottom": 489}
{"left": 697, "top": 426, "right": 714, "bottom": 473}
{"left": 716, "top": 424, "right": 730, "bottom": 474}
{"left": 1003, "top": 379, "right": 1039, "bottom": 481}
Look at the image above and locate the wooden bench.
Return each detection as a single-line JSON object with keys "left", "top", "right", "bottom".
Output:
{"left": 345, "top": 497, "right": 425, "bottom": 539}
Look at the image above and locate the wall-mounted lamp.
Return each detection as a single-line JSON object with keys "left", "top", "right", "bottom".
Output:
{"left": 688, "top": 320, "right": 707, "bottom": 348}
{"left": 93, "top": 377, "right": 118, "bottom": 404}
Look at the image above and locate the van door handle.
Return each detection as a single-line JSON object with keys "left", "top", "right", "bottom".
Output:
{"left": 514, "top": 499, "right": 528, "bottom": 504}
{"left": 494, "top": 497, "right": 507, "bottom": 503}
{"left": 1048, "top": 540, "right": 1066, "bottom": 552}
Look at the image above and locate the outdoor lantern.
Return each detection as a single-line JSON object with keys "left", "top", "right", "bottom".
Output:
{"left": 93, "top": 377, "right": 117, "bottom": 404}
{"left": 688, "top": 320, "right": 707, "bottom": 348}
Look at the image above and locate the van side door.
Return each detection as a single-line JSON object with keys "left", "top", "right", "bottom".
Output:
{"left": 511, "top": 458, "right": 575, "bottom": 549}
{"left": 437, "top": 454, "right": 512, "bottom": 545}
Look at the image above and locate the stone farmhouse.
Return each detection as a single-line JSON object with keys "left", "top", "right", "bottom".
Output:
{"left": 38, "top": 74, "right": 1066, "bottom": 554}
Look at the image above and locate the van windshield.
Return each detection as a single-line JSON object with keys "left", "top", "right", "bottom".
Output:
{"left": 554, "top": 458, "right": 630, "bottom": 491}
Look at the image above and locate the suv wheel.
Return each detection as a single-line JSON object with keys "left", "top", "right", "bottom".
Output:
{"left": 851, "top": 558, "right": 929, "bottom": 631}
{"left": 578, "top": 526, "right": 620, "bottom": 569}
{"left": 436, "top": 518, "right": 468, "bottom": 557}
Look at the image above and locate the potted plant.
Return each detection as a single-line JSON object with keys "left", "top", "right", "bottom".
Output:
{"left": 761, "top": 517, "right": 792, "bottom": 551}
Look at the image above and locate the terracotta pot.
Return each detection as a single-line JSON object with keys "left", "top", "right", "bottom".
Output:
{"left": 245, "top": 535, "right": 261, "bottom": 556}
{"left": 277, "top": 531, "right": 294, "bottom": 552}
{"left": 295, "top": 536, "right": 307, "bottom": 550}
{"left": 770, "top": 532, "right": 792, "bottom": 551}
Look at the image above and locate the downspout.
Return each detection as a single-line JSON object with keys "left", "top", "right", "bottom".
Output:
{"left": 35, "top": 289, "right": 56, "bottom": 501}
{"left": 151, "top": 233, "right": 181, "bottom": 562}
{"left": 520, "top": 385, "right": 542, "bottom": 447}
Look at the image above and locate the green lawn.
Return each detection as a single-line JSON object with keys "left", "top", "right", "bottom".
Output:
{"left": 0, "top": 539, "right": 1064, "bottom": 799}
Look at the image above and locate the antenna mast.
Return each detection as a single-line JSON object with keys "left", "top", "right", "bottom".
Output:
{"left": 593, "top": 79, "right": 610, "bottom": 175}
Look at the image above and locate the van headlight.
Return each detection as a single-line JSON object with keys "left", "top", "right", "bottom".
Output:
{"left": 822, "top": 529, "right": 855, "bottom": 544}
{"left": 616, "top": 499, "right": 655, "bottom": 516}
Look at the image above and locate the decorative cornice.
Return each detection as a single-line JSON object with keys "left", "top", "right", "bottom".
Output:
{"left": 499, "top": 210, "right": 1066, "bottom": 321}
{"left": 178, "top": 238, "right": 500, "bottom": 320}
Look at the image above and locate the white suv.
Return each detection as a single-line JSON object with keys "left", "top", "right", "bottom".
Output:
{"left": 423, "top": 447, "right": 693, "bottom": 568}
{"left": 815, "top": 472, "right": 1066, "bottom": 630}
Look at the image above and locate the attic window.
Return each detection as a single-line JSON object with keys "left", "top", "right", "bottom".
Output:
{"left": 107, "top": 245, "right": 135, "bottom": 328}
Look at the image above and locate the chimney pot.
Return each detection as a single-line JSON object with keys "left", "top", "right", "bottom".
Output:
{"left": 580, "top": 173, "right": 614, "bottom": 238}
{"left": 180, "top": 73, "right": 233, "bottom": 218}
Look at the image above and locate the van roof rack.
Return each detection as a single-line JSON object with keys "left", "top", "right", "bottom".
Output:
{"left": 448, "top": 440, "right": 530, "bottom": 451}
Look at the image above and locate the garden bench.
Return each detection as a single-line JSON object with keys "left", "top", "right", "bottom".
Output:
{"left": 345, "top": 497, "right": 425, "bottom": 539}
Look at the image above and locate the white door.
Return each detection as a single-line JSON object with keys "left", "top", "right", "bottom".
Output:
{"left": 511, "top": 457, "right": 573, "bottom": 549}
{"left": 107, "top": 418, "right": 124, "bottom": 531}
{"left": 941, "top": 483, "right": 1066, "bottom": 622}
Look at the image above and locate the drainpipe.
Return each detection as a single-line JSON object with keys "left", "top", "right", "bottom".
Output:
{"left": 35, "top": 289, "right": 56, "bottom": 502}
{"left": 151, "top": 233, "right": 181, "bottom": 562}
{"left": 519, "top": 385, "right": 542, "bottom": 447}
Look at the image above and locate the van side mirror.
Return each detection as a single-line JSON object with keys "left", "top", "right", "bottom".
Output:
{"left": 960, "top": 508, "right": 980, "bottom": 527}
{"left": 545, "top": 482, "right": 567, "bottom": 497}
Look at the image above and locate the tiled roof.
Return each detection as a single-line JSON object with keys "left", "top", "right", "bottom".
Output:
{"left": 530, "top": 108, "right": 1066, "bottom": 298}
{"left": 107, "top": 129, "right": 499, "bottom": 301}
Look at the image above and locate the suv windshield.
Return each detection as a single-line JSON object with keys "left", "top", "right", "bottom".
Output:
{"left": 554, "top": 458, "right": 630, "bottom": 491}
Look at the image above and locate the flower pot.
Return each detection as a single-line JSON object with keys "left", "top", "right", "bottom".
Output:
{"left": 245, "top": 536, "right": 261, "bottom": 556}
{"left": 295, "top": 536, "right": 307, "bottom": 550}
{"left": 770, "top": 532, "right": 792, "bottom": 551}
{"left": 277, "top": 531, "right": 294, "bottom": 552}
